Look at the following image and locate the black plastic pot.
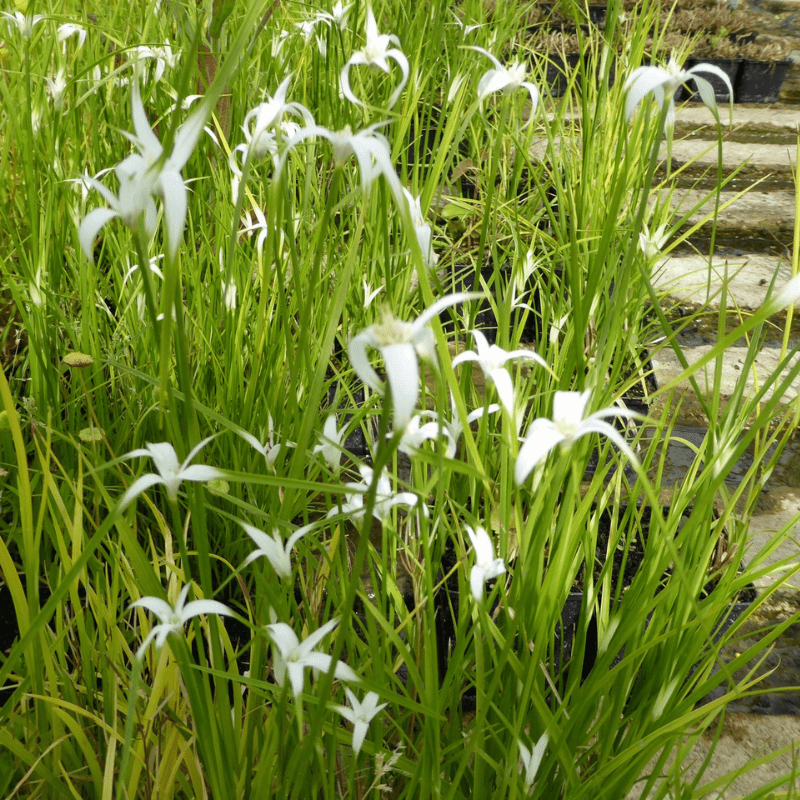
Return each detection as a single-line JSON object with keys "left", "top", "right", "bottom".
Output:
{"left": 405, "top": 117, "right": 473, "bottom": 199}
{"left": 587, "top": 5, "right": 607, "bottom": 25}
{"left": 682, "top": 58, "right": 742, "bottom": 103}
{"left": 543, "top": 53, "right": 583, "bottom": 98}
{"left": 325, "top": 383, "right": 375, "bottom": 461}
{"left": 435, "top": 504, "right": 756, "bottom": 708}
{"left": 735, "top": 59, "right": 791, "bottom": 104}
{"left": 446, "top": 262, "right": 548, "bottom": 346}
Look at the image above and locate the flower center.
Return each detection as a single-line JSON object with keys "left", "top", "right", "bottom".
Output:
{"left": 370, "top": 314, "right": 414, "bottom": 347}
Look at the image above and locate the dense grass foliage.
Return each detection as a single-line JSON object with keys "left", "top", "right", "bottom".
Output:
{"left": 1, "top": 0, "right": 799, "bottom": 796}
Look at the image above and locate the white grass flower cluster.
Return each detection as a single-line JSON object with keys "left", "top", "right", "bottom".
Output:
{"left": 49, "top": 3, "right": 800, "bottom": 790}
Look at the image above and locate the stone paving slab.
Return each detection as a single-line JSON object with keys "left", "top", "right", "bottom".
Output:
{"left": 674, "top": 106, "right": 800, "bottom": 134}
{"left": 628, "top": 715, "right": 800, "bottom": 799}
{"left": 666, "top": 139, "right": 797, "bottom": 176}
{"left": 651, "top": 342, "right": 800, "bottom": 405}
{"left": 654, "top": 253, "right": 794, "bottom": 309}
{"left": 747, "top": 486, "right": 800, "bottom": 589}
{"left": 669, "top": 188, "right": 796, "bottom": 238}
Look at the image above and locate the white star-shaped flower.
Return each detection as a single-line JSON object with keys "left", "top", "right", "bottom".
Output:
{"left": 349, "top": 293, "right": 478, "bottom": 430}
{"left": 469, "top": 46, "right": 539, "bottom": 127}
{"left": 625, "top": 55, "right": 733, "bottom": 133}
{"left": 402, "top": 188, "right": 438, "bottom": 269}
{"left": 329, "top": 466, "right": 420, "bottom": 525}
{"left": 515, "top": 391, "right": 639, "bottom": 485}
{"left": 119, "top": 436, "right": 223, "bottom": 509}
{"left": 638, "top": 222, "right": 670, "bottom": 260}
{"left": 314, "top": 415, "right": 346, "bottom": 475}
{"left": 340, "top": 6, "right": 409, "bottom": 109}
{"left": 236, "top": 416, "right": 295, "bottom": 472}
{"left": 465, "top": 524, "right": 506, "bottom": 603}
{"left": 452, "top": 329, "right": 548, "bottom": 415}
{"left": 240, "top": 521, "right": 315, "bottom": 579}
{"left": 332, "top": 688, "right": 387, "bottom": 755}
{"left": 2, "top": 11, "right": 43, "bottom": 39}
{"left": 277, "top": 121, "right": 404, "bottom": 207}
{"left": 130, "top": 583, "right": 233, "bottom": 659}
{"left": 79, "top": 81, "right": 211, "bottom": 260}
{"left": 265, "top": 618, "right": 358, "bottom": 699}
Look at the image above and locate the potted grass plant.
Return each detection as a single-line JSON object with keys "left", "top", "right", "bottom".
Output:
{"left": 734, "top": 38, "right": 794, "bottom": 103}
{"left": 2, "top": 0, "right": 800, "bottom": 797}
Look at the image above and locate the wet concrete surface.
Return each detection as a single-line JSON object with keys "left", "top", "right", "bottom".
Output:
{"left": 653, "top": 424, "right": 800, "bottom": 490}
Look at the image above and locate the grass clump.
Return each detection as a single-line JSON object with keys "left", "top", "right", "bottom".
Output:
{"left": 1, "top": 0, "right": 799, "bottom": 797}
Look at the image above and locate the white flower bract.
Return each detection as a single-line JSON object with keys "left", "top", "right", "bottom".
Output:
{"left": 348, "top": 293, "right": 478, "bottom": 430}
{"left": 130, "top": 583, "right": 233, "bottom": 659}
{"left": 340, "top": 6, "right": 409, "bottom": 109}
{"left": 332, "top": 688, "right": 387, "bottom": 755}
{"left": 466, "top": 524, "right": 506, "bottom": 603}
{"left": 469, "top": 46, "right": 539, "bottom": 127}
{"left": 265, "top": 618, "right": 358, "bottom": 699}
{"left": 624, "top": 55, "right": 733, "bottom": 132}
{"left": 236, "top": 416, "right": 294, "bottom": 471}
{"left": 314, "top": 415, "right": 346, "bottom": 475}
{"left": 452, "top": 329, "right": 548, "bottom": 415}
{"left": 241, "top": 521, "right": 315, "bottom": 579}
{"left": 79, "top": 81, "right": 210, "bottom": 260}
{"left": 330, "top": 465, "right": 420, "bottom": 525}
{"left": 518, "top": 733, "right": 549, "bottom": 790}
{"left": 515, "top": 391, "right": 639, "bottom": 485}
{"left": 119, "top": 436, "right": 223, "bottom": 509}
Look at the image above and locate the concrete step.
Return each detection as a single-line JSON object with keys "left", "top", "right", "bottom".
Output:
{"left": 651, "top": 340, "right": 800, "bottom": 405}
{"left": 654, "top": 253, "right": 793, "bottom": 309}
{"left": 668, "top": 188, "right": 796, "bottom": 241}
{"left": 665, "top": 138, "right": 797, "bottom": 183}
{"left": 673, "top": 106, "right": 800, "bottom": 136}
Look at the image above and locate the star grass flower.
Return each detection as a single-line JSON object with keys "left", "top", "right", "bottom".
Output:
{"left": 515, "top": 390, "right": 639, "bottom": 485}
{"left": 469, "top": 46, "right": 539, "bottom": 126}
{"left": 466, "top": 524, "right": 506, "bottom": 603}
{"left": 119, "top": 436, "right": 223, "bottom": 509}
{"left": 236, "top": 415, "right": 294, "bottom": 471}
{"left": 330, "top": 465, "right": 420, "bottom": 525}
{"left": 624, "top": 55, "right": 733, "bottom": 133}
{"left": 2, "top": 11, "right": 43, "bottom": 39}
{"left": 237, "top": 204, "right": 273, "bottom": 259}
{"left": 402, "top": 188, "right": 438, "bottom": 269}
{"left": 391, "top": 411, "right": 454, "bottom": 457}
{"left": 518, "top": 733, "right": 549, "bottom": 791}
{"left": 332, "top": 688, "right": 387, "bottom": 755}
{"left": 46, "top": 68, "right": 68, "bottom": 111}
{"left": 314, "top": 414, "right": 346, "bottom": 475}
{"left": 363, "top": 280, "right": 383, "bottom": 308}
{"left": 240, "top": 521, "right": 315, "bottom": 578}
{"left": 348, "top": 292, "right": 478, "bottom": 430}
{"left": 266, "top": 618, "right": 358, "bottom": 699}
{"left": 130, "top": 583, "right": 233, "bottom": 659}
{"left": 340, "top": 6, "right": 409, "bottom": 109}
{"left": 57, "top": 22, "right": 87, "bottom": 49}
{"left": 221, "top": 278, "right": 237, "bottom": 312}
{"left": 450, "top": 10, "right": 483, "bottom": 36}
{"left": 327, "top": 1, "right": 352, "bottom": 30}
{"left": 278, "top": 121, "right": 404, "bottom": 206}
{"left": 766, "top": 273, "right": 800, "bottom": 313}
{"left": 236, "top": 76, "right": 313, "bottom": 163}
{"left": 79, "top": 81, "right": 210, "bottom": 260}
{"left": 452, "top": 330, "right": 549, "bottom": 415}
{"left": 639, "top": 221, "right": 670, "bottom": 260}
{"left": 442, "top": 394, "right": 501, "bottom": 458}
{"left": 131, "top": 42, "right": 177, "bottom": 84}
